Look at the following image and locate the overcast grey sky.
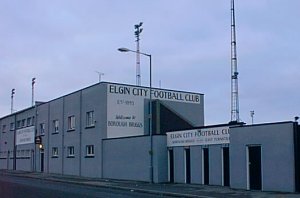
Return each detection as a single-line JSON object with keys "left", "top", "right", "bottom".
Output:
{"left": 0, "top": 0, "right": 299, "bottom": 125}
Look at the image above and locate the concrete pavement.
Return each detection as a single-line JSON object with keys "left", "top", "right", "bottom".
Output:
{"left": 0, "top": 170, "right": 299, "bottom": 198}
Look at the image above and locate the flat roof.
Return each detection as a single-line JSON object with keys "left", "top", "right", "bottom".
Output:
{"left": 0, "top": 81, "right": 204, "bottom": 120}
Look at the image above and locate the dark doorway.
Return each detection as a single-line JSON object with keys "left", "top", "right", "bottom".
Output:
{"left": 185, "top": 148, "right": 191, "bottom": 183}
{"left": 293, "top": 123, "right": 300, "bottom": 192}
{"left": 223, "top": 147, "right": 230, "bottom": 186}
{"left": 203, "top": 148, "right": 209, "bottom": 185}
{"left": 40, "top": 151, "right": 44, "bottom": 172}
{"left": 168, "top": 150, "right": 174, "bottom": 183}
{"left": 248, "top": 146, "right": 262, "bottom": 190}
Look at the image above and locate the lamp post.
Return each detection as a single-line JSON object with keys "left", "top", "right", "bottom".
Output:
{"left": 250, "top": 110, "right": 255, "bottom": 125}
{"left": 118, "top": 47, "right": 153, "bottom": 183}
{"left": 32, "top": 77, "right": 36, "bottom": 106}
{"left": 95, "top": 71, "right": 104, "bottom": 82}
{"left": 11, "top": 88, "right": 15, "bottom": 114}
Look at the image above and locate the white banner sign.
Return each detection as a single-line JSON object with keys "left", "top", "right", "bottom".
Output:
{"left": 167, "top": 127, "right": 229, "bottom": 147}
{"left": 16, "top": 126, "right": 35, "bottom": 145}
{"left": 107, "top": 84, "right": 144, "bottom": 138}
{"left": 107, "top": 84, "right": 201, "bottom": 138}
{"left": 108, "top": 84, "right": 201, "bottom": 104}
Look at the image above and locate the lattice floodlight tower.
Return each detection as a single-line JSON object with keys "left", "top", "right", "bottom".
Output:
{"left": 230, "top": 0, "right": 240, "bottom": 123}
{"left": 135, "top": 22, "right": 143, "bottom": 86}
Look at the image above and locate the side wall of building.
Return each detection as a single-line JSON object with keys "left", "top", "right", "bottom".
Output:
{"left": 0, "top": 116, "right": 15, "bottom": 170}
{"left": 36, "top": 83, "right": 107, "bottom": 178}
{"left": 208, "top": 145, "right": 223, "bottom": 186}
{"left": 80, "top": 83, "right": 107, "bottom": 178}
{"left": 153, "top": 135, "right": 168, "bottom": 183}
{"left": 102, "top": 135, "right": 167, "bottom": 183}
{"left": 102, "top": 136, "right": 151, "bottom": 182}
{"left": 190, "top": 146, "right": 202, "bottom": 184}
{"left": 1, "top": 82, "right": 203, "bottom": 183}
{"left": 0, "top": 108, "right": 36, "bottom": 171}
{"left": 36, "top": 102, "right": 49, "bottom": 173}
{"left": 48, "top": 98, "right": 63, "bottom": 174}
{"left": 230, "top": 122, "right": 295, "bottom": 192}
{"left": 172, "top": 145, "right": 225, "bottom": 185}
{"left": 173, "top": 146, "right": 185, "bottom": 183}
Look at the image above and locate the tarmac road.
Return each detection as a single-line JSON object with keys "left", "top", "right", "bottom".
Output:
{"left": 0, "top": 175, "right": 171, "bottom": 198}
{"left": 1, "top": 170, "right": 300, "bottom": 198}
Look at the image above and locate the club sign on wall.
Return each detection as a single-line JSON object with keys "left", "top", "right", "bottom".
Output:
{"left": 107, "top": 83, "right": 201, "bottom": 138}
{"left": 166, "top": 126, "right": 230, "bottom": 147}
{"left": 16, "top": 126, "right": 35, "bottom": 145}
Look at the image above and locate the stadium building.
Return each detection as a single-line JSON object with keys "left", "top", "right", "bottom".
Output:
{"left": 0, "top": 82, "right": 299, "bottom": 193}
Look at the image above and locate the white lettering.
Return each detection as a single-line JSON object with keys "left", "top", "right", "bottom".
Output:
{"left": 167, "top": 127, "right": 230, "bottom": 147}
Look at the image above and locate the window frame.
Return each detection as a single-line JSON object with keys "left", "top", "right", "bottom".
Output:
{"left": 21, "top": 119, "right": 26, "bottom": 128}
{"left": 86, "top": 111, "right": 95, "bottom": 128}
{"left": 40, "top": 123, "right": 46, "bottom": 136}
{"left": 52, "top": 147, "right": 58, "bottom": 158}
{"left": 17, "top": 121, "right": 21, "bottom": 129}
{"left": 10, "top": 122, "right": 15, "bottom": 131}
{"left": 53, "top": 120, "right": 59, "bottom": 134}
{"left": 86, "top": 145, "right": 95, "bottom": 157}
{"left": 2, "top": 125, "right": 6, "bottom": 133}
{"left": 27, "top": 117, "right": 32, "bottom": 126}
{"left": 67, "top": 146, "right": 75, "bottom": 157}
{"left": 68, "top": 115, "right": 76, "bottom": 131}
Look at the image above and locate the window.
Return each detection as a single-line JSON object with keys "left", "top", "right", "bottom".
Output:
{"left": 2, "top": 125, "right": 6, "bottom": 133}
{"left": 17, "top": 121, "right": 21, "bottom": 128}
{"left": 40, "top": 123, "right": 45, "bottom": 135}
{"left": 0, "top": 151, "right": 6, "bottom": 159}
{"left": 21, "top": 150, "right": 25, "bottom": 157}
{"left": 10, "top": 123, "right": 15, "bottom": 131}
{"left": 68, "top": 116, "right": 75, "bottom": 130}
{"left": 52, "top": 147, "right": 58, "bottom": 157}
{"left": 67, "top": 146, "right": 75, "bottom": 157}
{"left": 86, "top": 111, "right": 95, "bottom": 127}
{"left": 21, "top": 119, "right": 26, "bottom": 127}
{"left": 27, "top": 117, "right": 32, "bottom": 126}
{"left": 53, "top": 120, "right": 59, "bottom": 133}
{"left": 86, "top": 145, "right": 94, "bottom": 157}
{"left": 25, "top": 149, "right": 30, "bottom": 157}
{"left": 16, "top": 150, "right": 21, "bottom": 158}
